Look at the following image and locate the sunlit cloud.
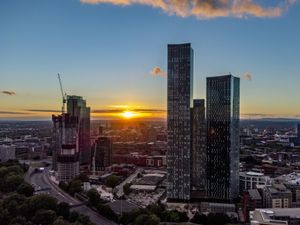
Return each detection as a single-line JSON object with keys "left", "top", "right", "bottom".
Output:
{"left": 80, "top": 0, "right": 296, "bottom": 19}
{"left": 1, "top": 91, "right": 16, "bottom": 96}
{"left": 151, "top": 66, "right": 166, "bottom": 77}
{"left": 92, "top": 108, "right": 166, "bottom": 113}
{"left": 92, "top": 107, "right": 166, "bottom": 119}
{"left": 243, "top": 72, "right": 252, "bottom": 81}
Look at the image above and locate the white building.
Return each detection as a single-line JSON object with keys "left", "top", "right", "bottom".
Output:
{"left": 240, "top": 171, "right": 270, "bottom": 193}
{"left": 0, "top": 145, "right": 16, "bottom": 162}
{"left": 250, "top": 208, "right": 300, "bottom": 225}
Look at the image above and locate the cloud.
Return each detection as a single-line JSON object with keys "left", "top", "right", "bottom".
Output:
{"left": 80, "top": 0, "right": 296, "bottom": 19}
{"left": 1, "top": 91, "right": 16, "bottom": 96}
{"left": 92, "top": 108, "right": 166, "bottom": 114}
{"left": 243, "top": 72, "right": 252, "bottom": 81}
{"left": 26, "top": 109, "right": 61, "bottom": 113}
{"left": 0, "top": 111, "right": 31, "bottom": 115}
{"left": 25, "top": 108, "right": 166, "bottom": 114}
{"left": 151, "top": 67, "right": 166, "bottom": 77}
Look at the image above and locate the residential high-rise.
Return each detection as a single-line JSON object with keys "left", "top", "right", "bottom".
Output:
{"left": 92, "top": 137, "right": 112, "bottom": 171}
{"left": 206, "top": 75, "right": 240, "bottom": 201}
{"left": 52, "top": 113, "right": 80, "bottom": 182}
{"left": 191, "top": 99, "right": 206, "bottom": 193}
{"left": 167, "top": 43, "right": 193, "bottom": 201}
{"left": 67, "top": 95, "right": 91, "bottom": 166}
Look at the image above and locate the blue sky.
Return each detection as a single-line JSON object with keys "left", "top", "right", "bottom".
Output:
{"left": 1, "top": 0, "right": 300, "bottom": 119}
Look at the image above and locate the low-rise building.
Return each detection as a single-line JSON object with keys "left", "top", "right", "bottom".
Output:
{"left": 0, "top": 145, "right": 16, "bottom": 162}
{"left": 250, "top": 208, "right": 300, "bottom": 225}
{"left": 263, "top": 184, "right": 292, "bottom": 208}
{"left": 240, "top": 171, "right": 270, "bottom": 193}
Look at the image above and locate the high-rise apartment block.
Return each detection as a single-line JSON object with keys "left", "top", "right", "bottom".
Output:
{"left": 191, "top": 99, "right": 206, "bottom": 193}
{"left": 206, "top": 75, "right": 240, "bottom": 201}
{"left": 167, "top": 43, "right": 193, "bottom": 201}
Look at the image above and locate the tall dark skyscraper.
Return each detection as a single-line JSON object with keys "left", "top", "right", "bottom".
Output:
{"left": 206, "top": 75, "right": 240, "bottom": 201}
{"left": 167, "top": 43, "right": 193, "bottom": 201}
{"left": 67, "top": 96, "right": 91, "bottom": 166}
{"left": 191, "top": 99, "right": 206, "bottom": 193}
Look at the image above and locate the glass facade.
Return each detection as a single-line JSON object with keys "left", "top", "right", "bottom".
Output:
{"left": 206, "top": 75, "right": 240, "bottom": 201}
{"left": 67, "top": 95, "right": 91, "bottom": 165}
{"left": 191, "top": 99, "right": 206, "bottom": 192}
{"left": 167, "top": 43, "right": 193, "bottom": 201}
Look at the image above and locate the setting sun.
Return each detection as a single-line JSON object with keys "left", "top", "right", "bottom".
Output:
{"left": 122, "top": 111, "right": 136, "bottom": 119}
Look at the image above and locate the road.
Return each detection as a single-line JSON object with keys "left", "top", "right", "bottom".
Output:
{"left": 115, "top": 168, "right": 142, "bottom": 198}
{"left": 25, "top": 167, "right": 118, "bottom": 225}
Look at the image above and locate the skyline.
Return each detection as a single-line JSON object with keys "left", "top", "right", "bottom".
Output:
{"left": 1, "top": 0, "right": 300, "bottom": 120}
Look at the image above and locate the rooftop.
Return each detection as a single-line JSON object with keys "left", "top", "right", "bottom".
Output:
{"left": 248, "top": 189, "right": 262, "bottom": 200}
{"left": 251, "top": 208, "right": 300, "bottom": 225}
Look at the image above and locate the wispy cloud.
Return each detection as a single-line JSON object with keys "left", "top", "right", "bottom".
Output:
{"left": 243, "top": 72, "right": 252, "bottom": 81}
{"left": 26, "top": 109, "right": 61, "bottom": 113}
{"left": 151, "top": 66, "right": 166, "bottom": 77}
{"left": 1, "top": 91, "right": 16, "bottom": 96}
{"left": 0, "top": 111, "right": 31, "bottom": 115}
{"left": 80, "top": 0, "right": 296, "bottom": 19}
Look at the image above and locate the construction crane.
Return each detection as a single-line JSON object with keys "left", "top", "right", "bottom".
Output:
{"left": 57, "top": 73, "right": 67, "bottom": 114}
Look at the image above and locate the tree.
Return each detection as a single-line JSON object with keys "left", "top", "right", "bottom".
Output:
{"left": 96, "top": 204, "right": 118, "bottom": 221}
{"left": 3, "top": 174, "right": 23, "bottom": 192}
{"left": 28, "top": 194, "right": 58, "bottom": 214}
{"left": 17, "top": 182, "right": 34, "bottom": 197}
{"left": 87, "top": 188, "right": 101, "bottom": 207}
{"left": 69, "top": 211, "right": 79, "bottom": 223}
{"left": 53, "top": 216, "right": 66, "bottom": 225}
{"left": 57, "top": 202, "right": 70, "bottom": 220}
{"left": 68, "top": 180, "right": 83, "bottom": 196}
{"left": 178, "top": 211, "right": 189, "bottom": 222}
{"left": 161, "top": 210, "right": 180, "bottom": 222}
{"left": 10, "top": 216, "right": 29, "bottom": 225}
{"left": 77, "top": 214, "right": 93, "bottom": 225}
{"left": 191, "top": 213, "right": 208, "bottom": 225}
{"left": 207, "top": 213, "right": 231, "bottom": 225}
{"left": 0, "top": 208, "right": 10, "bottom": 225}
{"left": 105, "top": 175, "right": 119, "bottom": 188}
{"left": 59, "top": 181, "right": 68, "bottom": 192}
{"left": 7, "top": 165, "right": 24, "bottom": 175}
{"left": 0, "top": 167, "right": 9, "bottom": 178}
{"left": 75, "top": 173, "right": 89, "bottom": 183}
{"left": 134, "top": 214, "right": 160, "bottom": 225}
{"left": 147, "top": 204, "right": 165, "bottom": 219}
{"left": 32, "top": 209, "right": 57, "bottom": 225}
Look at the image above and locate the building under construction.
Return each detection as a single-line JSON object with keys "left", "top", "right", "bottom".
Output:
{"left": 52, "top": 113, "right": 80, "bottom": 182}
{"left": 52, "top": 74, "right": 91, "bottom": 182}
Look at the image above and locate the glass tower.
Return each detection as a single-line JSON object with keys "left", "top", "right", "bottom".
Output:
{"left": 191, "top": 99, "right": 206, "bottom": 193}
{"left": 167, "top": 43, "right": 193, "bottom": 201}
{"left": 206, "top": 75, "right": 240, "bottom": 201}
{"left": 67, "top": 96, "right": 91, "bottom": 166}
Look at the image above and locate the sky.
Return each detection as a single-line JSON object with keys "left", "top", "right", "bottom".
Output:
{"left": 0, "top": 0, "right": 300, "bottom": 120}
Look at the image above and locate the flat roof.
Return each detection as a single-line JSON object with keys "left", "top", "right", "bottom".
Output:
{"left": 248, "top": 189, "right": 262, "bottom": 200}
